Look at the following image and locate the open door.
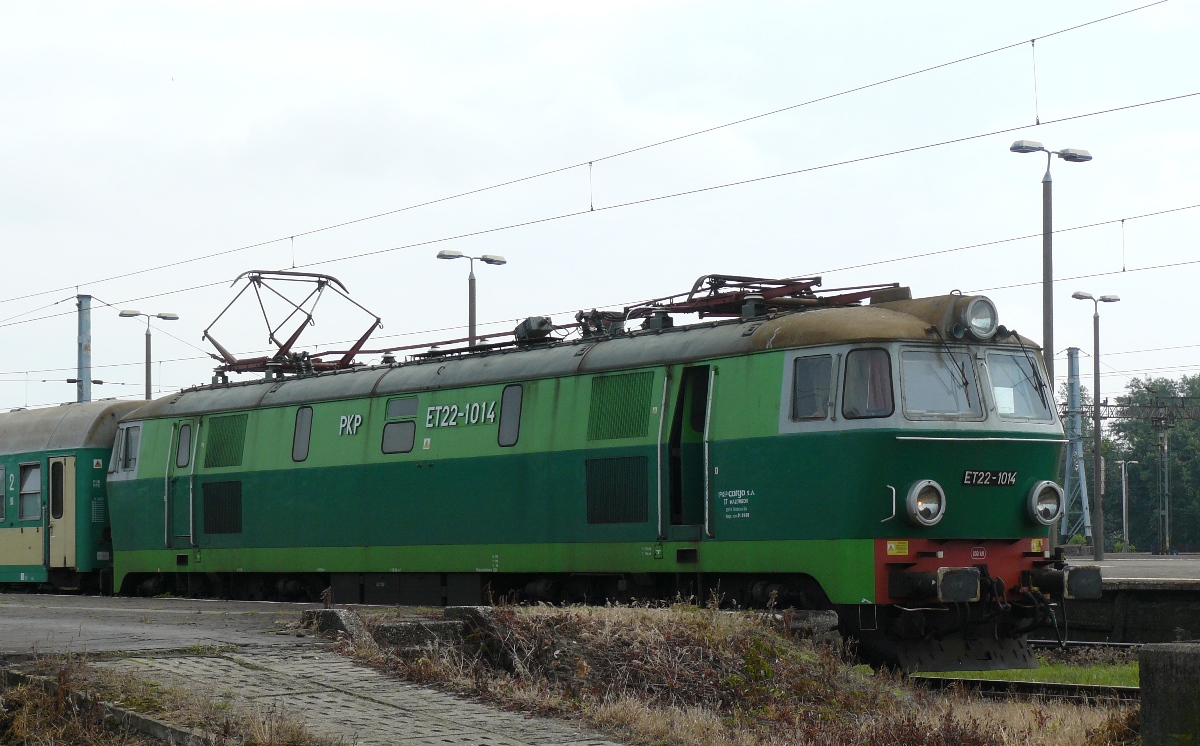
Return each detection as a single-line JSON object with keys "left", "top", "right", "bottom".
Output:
{"left": 669, "top": 366, "right": 711, "bottom": 529}
{"left": 167, "top": 420, "right": 199, "bottom": 549}
{"left": 48, "top": 456, "right": 76, "bottom": 568}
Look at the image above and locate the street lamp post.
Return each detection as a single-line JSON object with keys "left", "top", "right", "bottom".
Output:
{"left": 436, "top": 251, "right": 507, "bottom": 347}
{"left": 1117, "top": 459, "right": 1139, "bottom": 552}
{"left": 1009, "top": 141, "right": 1093, "bottom": 389}
{"left": 1072, "top": 291, "right": 1119, "bottom": 561}
{"left": 119, "top": 310, "right": 179, "bottom": 400}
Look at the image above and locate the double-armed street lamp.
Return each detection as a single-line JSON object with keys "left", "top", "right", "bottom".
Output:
{"left": 1072, "top": 290, "right": 1119, "bottom": 560}
{"left": 1116, "top": 459, "right": 1139, "bottom": 553}
{"left": 436, "top": 251, "right": 507, "bottom": 348}
{"left": 119, "top": 310, "right": 179, "bottom": 400}
{"left": 1009, "top": 140, "right": 1093, "bottom": 389}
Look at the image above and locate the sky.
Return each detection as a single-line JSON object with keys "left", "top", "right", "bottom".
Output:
{"left": 0, "top": 0, "right": 1197, "bottom": 410}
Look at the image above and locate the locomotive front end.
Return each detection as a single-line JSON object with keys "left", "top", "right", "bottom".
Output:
{"left": 857, "top": 293, "right": 1101, "bottom": 670}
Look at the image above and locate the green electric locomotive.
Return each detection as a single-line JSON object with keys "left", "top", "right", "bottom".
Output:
{"left": 105, "top": 276, "right": 1100, "bottom": 670}
{"left": 0, "top": 400, "right": 140, "bottom": 591}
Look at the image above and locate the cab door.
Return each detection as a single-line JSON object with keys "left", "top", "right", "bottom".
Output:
{"left": 668, "top": 366, "right": 713, "bottom": 533}
{"left": 167, "top": 421, "right": 198, "bottom": 549}
{"left": 48, "top": 456, "right": 77, "bottom": 568}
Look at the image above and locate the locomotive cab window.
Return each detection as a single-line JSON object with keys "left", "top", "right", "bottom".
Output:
{"left": 791, "top": 355, "right": 833, "bottom": 420}
{"left": 498, "top": 384, "right": 523, "bottom": 447}
{"left": 292, "top": 407, "right": 313, "bottom": 462}
{"left": 18, "top": 463, "right": 40, "bottom": 521}
{"left": 986, "top": 351, "right": 1054, "bottom": 421}
{"left": 118, "top": 426, "right": 140, "bottom": 472}
{"left": 842, "top": 349, "right": 894, "bottom": 419}
{"left": 900, "top": 349, "right": 984, "bottom": 420}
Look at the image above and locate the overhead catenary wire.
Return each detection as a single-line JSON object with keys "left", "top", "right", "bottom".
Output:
{"left": 0, "top": 0, "right": 1171, "bottom": 312}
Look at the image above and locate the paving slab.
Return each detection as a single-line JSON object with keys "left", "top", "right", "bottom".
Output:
{"left": 0, "top": 593, "right": 623, "bottom": 745}
{"left": 94, "top": 646, "right": 621, "bottom": 746}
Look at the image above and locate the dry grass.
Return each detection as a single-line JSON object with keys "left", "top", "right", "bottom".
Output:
{"left": 343, "top": 602, "right": 1140, "bottom": 746}
{"left": 5, "top": 655, "right": 335, "bottom": 746}
{"left": 0, "top": 669, "right": 160, "bottom": 745}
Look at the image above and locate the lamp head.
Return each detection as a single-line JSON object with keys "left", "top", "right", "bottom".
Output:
{"left": 1071, "top": 291, "right": 1094, "bottom": 301}
{"left": 480, "top": 254, "right": 507, "bottom": 266}
{"left": 118, "top": 310, "right": 142, "bottom": 318}
{"left": 1128, "top": 460, "right": 1139, "bottom": 466}
{"left": 156, "top": 312, "right": 180, "bottom": 320}
{"left": 436, "top": 250, "right": 464, "bottom": 260}
{"left": 1057, "top": 148, "right": 1093, "bottom": 163}
{"left": 1010, "top": 140, "right": 1045, "bottom": 154}
{"left": 1099, "top": 295, "right": 1120, "bottom": 303}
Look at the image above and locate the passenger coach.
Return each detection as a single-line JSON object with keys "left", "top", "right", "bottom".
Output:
{"left": 0, "top": 400, "right": 140, "bottom": 590}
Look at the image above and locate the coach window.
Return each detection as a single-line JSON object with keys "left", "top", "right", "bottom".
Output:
{"left": 18, "top": 463, "right": 40, "bottom": 521}
{"left": 176, "top": 424, "right": 192, "bottom": 468}
{"left": 292, "top": 407, "right": 313, "bottom": 462}
{"left": 842, "top": 349, "right": 894, "bottom": 419}
{"left": 792, "top": 355, "right": 833, "bottom": 420}
{"left": 498, "top": 385, "right": 523, "bottom": 447}
{"left": 381, "top": 421, "right": 416, "bottom": 454}
{"left": 120, "top": 426, "right": 141, "bottom": 472}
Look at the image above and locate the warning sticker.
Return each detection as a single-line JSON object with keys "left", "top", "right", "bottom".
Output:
{"left": 886, "top": 540, "right": 909, "bottom": 556}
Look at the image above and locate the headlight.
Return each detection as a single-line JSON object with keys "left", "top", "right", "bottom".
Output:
{"left": 963, "top": 296, "right": 998, "bottom": 339}
{"left": 1028, "top": 481, "right": 1064, "bottom": 525}
{"left": 906, "top": 479, "right": 946, "bottom": 527}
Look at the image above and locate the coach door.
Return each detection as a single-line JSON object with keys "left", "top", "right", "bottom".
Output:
{"left": 48, "top": 456, "right": 76, "bottom": 568}
{"left": 167, "top": 420, "right": 199, "bottom": 549}
{"left": 669, "top": 366, "right": 713, "bottom": 533}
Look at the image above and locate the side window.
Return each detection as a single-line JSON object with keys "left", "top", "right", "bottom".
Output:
{"left": 498, "top": 385, "right": 523, "bottom": 447}
{"left": 121, "top": 426, "right": 141, "bottom": 471}
{"left": 50, "top": 461, "right": 64, "bottom": 520}
{"left": 292, "top": 407, "right": 313, "bottom": 462}
{"left": 0, "top": 466, "right": 5, "bottom": 521}
{"left": 18, "top": 463, "right": 40, "bottom": 521}
{"left": 386, "top": 397, "right": 418, "bottom": 419}
{"left": 381, "top": 421, "right": 416, "bottom": 454}
{"left": 791, "top": 355, "right": 833, "bottom": 421}
{"left": 842, "top": 349, "right": 894, "bottom": 419}
{"left": 176, "top": 424, "right": 192, "bottom": 469}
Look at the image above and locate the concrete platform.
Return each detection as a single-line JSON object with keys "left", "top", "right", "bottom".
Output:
{"left": 1094, "top": 556, "right": 1200, "bottom": 590}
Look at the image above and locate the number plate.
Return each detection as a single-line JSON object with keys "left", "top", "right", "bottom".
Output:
{"left": 962, "top": 470, "right": 1017, "bottom": 486}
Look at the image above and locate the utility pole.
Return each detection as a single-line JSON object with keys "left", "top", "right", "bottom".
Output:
{"left": 1042, "top": 167, "right": 1054, "bottom": 387}
{"left": 1092, "top": 308, "right": 1105, "bottom": 560}
{"left": 76, "top": 295, "right": 92, "bottom": 403}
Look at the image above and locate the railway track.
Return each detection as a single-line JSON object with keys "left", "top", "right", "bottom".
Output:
{"left": 913, "top": 675, "right": 1139, "bottom": 702}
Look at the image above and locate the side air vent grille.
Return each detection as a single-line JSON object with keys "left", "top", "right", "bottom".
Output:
{"left": 202, "top": 481, "right": 243, "bottom": 534}
{"left": 585, "top": 456, "right": 649, "bottom": 524}
{"left": 586, "top": 372, "right": 653, "bottom": 441}
{"left": 204, "top": 414, "right": 248, "bottom": 468}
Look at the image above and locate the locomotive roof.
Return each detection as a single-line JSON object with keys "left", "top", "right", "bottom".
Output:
{"left": 126, "top": 295, "right": 1041, "bottom": 420}
{"left": 0, "top": 400, "right": 144, "bottom": 456}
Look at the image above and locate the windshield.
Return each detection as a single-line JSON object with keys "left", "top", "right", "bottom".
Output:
{"left": 900, "top": 349, "right": 984, "bottom": 420}
{"left": 986, "top": 351, "right": 1054, "bottom": 421}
